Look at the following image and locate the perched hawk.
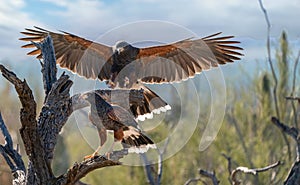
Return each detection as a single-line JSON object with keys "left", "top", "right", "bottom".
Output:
{"left": 20, "top": 27, "right": 243, "bottom": 120}
{"left": 81, "top": 92, "right": 156, "bottom": 157}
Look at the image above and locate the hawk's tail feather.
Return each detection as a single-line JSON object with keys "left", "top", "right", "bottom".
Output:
{"left": 131, "top": 86, "right": 171, "bottom": 121}
{"left": 122, "top": 126, "right": 156, "bottom": 153}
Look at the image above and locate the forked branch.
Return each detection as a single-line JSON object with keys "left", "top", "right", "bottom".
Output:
{"left": 0, "top": 35, "right": 145, "bottom": 184}
{"left": 231, "top": 161, "right": 281, "bottom": 185}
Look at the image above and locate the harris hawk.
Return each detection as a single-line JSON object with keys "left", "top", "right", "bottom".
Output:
{"left": 81, "top": 91, "right": 156, "bottom": 158}
{"left": 20, "top": 26, "right": 243, "bottom": 120}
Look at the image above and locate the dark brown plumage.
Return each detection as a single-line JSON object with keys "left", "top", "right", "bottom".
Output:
{"left": 20, "top": 27, "right": 243, "bottom": 120}
{"left": 82, "top": 92, "right": 156, "bottom": 157}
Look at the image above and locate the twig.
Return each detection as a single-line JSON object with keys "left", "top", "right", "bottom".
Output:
{"left": 0, "top": 112, "right": 25, "bottom": 172}
{"left": 231, "top": 161, "right": 281, "bottom": 185}
{"left": 271, "top": 117, "right": 300, "bottom": 159}
{"left": 258, "top": 0, "right": 292, "bottom": 161}
{"left": 184, "top": 178, "right": 206, "bottom": 185}
{"left": 0, "top": 112, "right": 26, "bottom": 185}
{"left": 157, "top": 137, "right": 170, "bottom": 184}
{"left": 142, "top": 154, "right": 156, "bottom": 185}
{"left": 142, "top": 133, "right": 170, "bottom": 185}
{"left": 222, "top": 153, "right": 233, "bottom": 184}
{"left": 258, "top": 0, "right": 279, "bottom": 118}
{"left": 199, "top": 169, "right": 219, "bottom": 185}
{"left": 286, "top": 96, "right": 300, "bottom": 101}
{"left": 290, "top": 50, "right": 300, "bottom": 127}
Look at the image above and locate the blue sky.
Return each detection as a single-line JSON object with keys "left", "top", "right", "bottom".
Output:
{"left": 0, "top": 0, "right": 299, "bottom": 79}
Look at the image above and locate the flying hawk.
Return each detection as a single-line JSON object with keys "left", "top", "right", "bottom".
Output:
{"left": 20, "top": 27, "right": 243, "bottom": 120}
{"left": 81, "top": 92, "right": 156, "bottom": 158}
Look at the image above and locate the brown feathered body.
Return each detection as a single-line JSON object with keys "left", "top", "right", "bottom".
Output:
{"left": 83, "top": 92, "right": 156, "bottom": 153}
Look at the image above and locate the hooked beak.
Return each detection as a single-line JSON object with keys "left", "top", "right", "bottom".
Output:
{"left": 80, "top": 93, "right": 89, "bottom": 101}
{"left": 117, "top": 47, "right": 124, "bottom": 54}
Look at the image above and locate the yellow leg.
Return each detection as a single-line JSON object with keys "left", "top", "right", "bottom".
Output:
{"left": 84, "top": 145, "right": 102, "bottom": 160}
{"left": 84, "top": 128, "right": 107, "bottom": 160}
{"left": 105, "top": 142, "right": 117, "bottom": 159}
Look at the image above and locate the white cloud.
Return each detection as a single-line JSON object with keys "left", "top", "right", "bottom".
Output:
{"left": 38, "top": 0, "right": 300, "bottom": 40}
{"left": 0, "top": 0, "right": 44, "bottom": 64}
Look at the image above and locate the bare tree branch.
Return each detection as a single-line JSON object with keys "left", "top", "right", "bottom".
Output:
{"left": 0, "top": 112, "right": 26, "bottom": 185}
{"left": 0, "top": 62, "right": 144, "bottom": 184}
{"left": 0, "top": 34, "right": 146, "bottom": 184}
{"left": 0, "top": 112, "right": 25, "bottom": 172}
{"left": 0, "top": 64, "right": 53, "bottom": 184}
{"left": 231, "top": 161, "right": 281, "bottom": 185}
{"left": 32, "top": 34, "right": 57, "bottom": 98}
{"left": 271, "top": 117, "right": 300, "bottom": 159}
{"left": 184, "top": 178, "right": 205, "bottom": 185}
{"left": 142, "top": 132, "right": 170, "bottom": 185}
{"left": 199, "top": 169, "right": 219, "bottom": 185}
{"left": 222, "top": 153, "right": 233, "bottom": 184}
{"left": 142, "top": 154, "right": 156, "bottom": 185}
{"left": 55, "top": 150, "right": 127, "bottom": 185}
{"left": 286, "top": 96, "right": 300, "bottom": 101}
{"left": 157, "top": 137, "right": 170, "bottom": 184}
{"left": 258, "top": 0, "right": 279, "bottom": 118}
{"left": 270, "top": 117, "right": 300, "bottom": 184}
{"left": 271, "top": 117, "right": 300, "bottom": 184}
{"left": 37, "top": 73, "right": 73, "bottom": 163}
{"left": 258, "top": 0, "right": 292, "bottom": 161}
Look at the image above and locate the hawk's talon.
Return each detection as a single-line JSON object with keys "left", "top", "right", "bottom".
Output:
{"left": 84, "top": 152, "right": 99, "bottom": 160}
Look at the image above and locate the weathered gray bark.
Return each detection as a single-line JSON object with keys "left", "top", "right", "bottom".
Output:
{"left": 271, "top": 117, "right": 300, "bottom": 185}
{"left": 0, "top": 112, "right": 26, "bottom": 185}
{"left": 0, "top": 35, "right": 144, "bottom": 185}
{"left": 0, "top": 63, "right": 53, "bottom": 184}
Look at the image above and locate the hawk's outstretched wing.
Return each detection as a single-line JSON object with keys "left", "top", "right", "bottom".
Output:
{"left": 20, "top": 26, "right": 113, "bottom": 81}
{"left": 21, "top": 28, "right": 242, "bottom": 84}
{"left": 135, "top": 32, "right": 243, "bottom": 83}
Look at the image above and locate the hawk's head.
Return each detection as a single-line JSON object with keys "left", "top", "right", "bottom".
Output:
{"left": 80, "top": 92, "right": 96, "bottom": 104}
{"left": 112, "top": 41, "right": 131, "bottom": 54}
{"left": 79, "top": 92, "right": 103, "bottom": 105}
{"left": 112, "top": 40, "right": 140, "bottom": 67}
